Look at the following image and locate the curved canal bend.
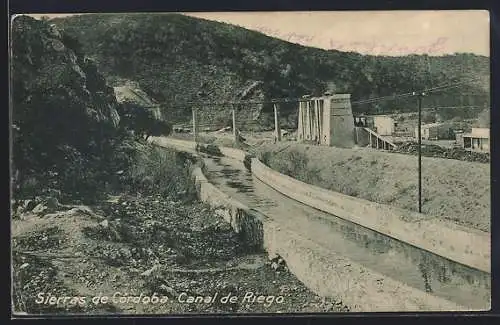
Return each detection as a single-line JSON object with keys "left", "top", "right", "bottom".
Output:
{"left": 155, "top": 140, "right": 490, "bottom": 310}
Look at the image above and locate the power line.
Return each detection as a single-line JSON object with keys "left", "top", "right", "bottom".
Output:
{"left": 422, "top": 77, "right": 484, "bottom": 94}
{"left": 350, "top": 77, "right": 485, "bottom": 106}
{"left": 134, "top": 77, "right": 486, "bottom": 109}
{"left": 351, "top": 92, "right": 415, "bottom": 106}
{"left": 423, "top": 105, "right": 487, "bottom": 110}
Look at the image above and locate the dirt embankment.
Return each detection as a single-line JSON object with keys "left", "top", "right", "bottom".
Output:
{"left": 12, "top": 192, "right": 348, "bottom": 315}
{"left": 253, "top": 142, "right": 490, "bottom": 233}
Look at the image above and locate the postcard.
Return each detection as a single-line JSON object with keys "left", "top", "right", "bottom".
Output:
{"left": 10, "top": 10, "right": 491, "bottom": 316}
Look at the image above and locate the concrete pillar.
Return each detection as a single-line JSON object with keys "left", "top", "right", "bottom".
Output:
{"left": 192, "top": 107, "right": 198, "bottom": 143}
{"left": 274, "top": 103, "right": 281, "bottom": 142}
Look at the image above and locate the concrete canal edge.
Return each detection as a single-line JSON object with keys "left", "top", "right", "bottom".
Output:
{"left": 212, "top": 139, "right": 490, "bottom": 275}
{"left": 250, "top": 158, "right": 490, "bottom": 274}
{"left": 151, "top": 138, "right": 473, "bottom": 311}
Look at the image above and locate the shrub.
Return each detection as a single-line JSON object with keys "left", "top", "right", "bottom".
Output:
{"left": 125, "top": 146, "right": 196, "bottom": 199}
{"left": 196, "top": 143, "right": 223, "bottom": 157}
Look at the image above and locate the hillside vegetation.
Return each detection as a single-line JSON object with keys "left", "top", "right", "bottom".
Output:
{"left": 11, "top": 15, "right": 128, "bottom": 202}
{"left": 52, "top": 13, "right": 490, "bottom": 128}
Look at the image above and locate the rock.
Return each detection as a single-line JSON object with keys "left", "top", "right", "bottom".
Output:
{"left": 140, "top": 264, "right": 161, "bottom": 277}
{"left": 159, "top": 284, "right": 178, "bottom": 297}
{"left": 32, "top": 203, "right": 48, "bottom": 214}
{"left": 99, "top": 219, "right": 109, "bottom": 228}
{"left": 22, "top": 199, "right": 36, "bottom": 212}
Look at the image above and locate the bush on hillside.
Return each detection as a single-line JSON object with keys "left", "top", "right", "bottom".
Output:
{"left": 11, "top": 16, "right": 134, "bottom": 203}
{"left": 117, "top": 101, "right": 173, "bottom": 140}
{"left": 123, "top": 145, "right": 196, "bottom": 200}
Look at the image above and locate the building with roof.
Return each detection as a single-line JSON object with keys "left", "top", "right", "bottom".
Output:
{"left": 365, "top": 115, "right": 395, "bottom": 136}
{"left": 462, "top": 128, "right": 490, "bottom": 153}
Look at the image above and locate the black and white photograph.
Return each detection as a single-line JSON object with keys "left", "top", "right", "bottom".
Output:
{"left": 10, "top": 10, "right": 491, "bottom": 315}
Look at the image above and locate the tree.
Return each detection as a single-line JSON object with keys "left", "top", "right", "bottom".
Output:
{"left": 117, "top": 101, "right": 172, "bottom": 140}
{"left": 147, "top": 119, "right": 173, "bottom": 140}
{"left": 476, "top": 109, "right": 490, "bottom": 128}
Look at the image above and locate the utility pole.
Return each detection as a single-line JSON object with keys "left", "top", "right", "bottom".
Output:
{"left": 192, "top": 107, "right": 198, "bottom": 143}
{"left": 274, "top": 103, "right": 281, "bottom": 142}
{"left": 413, "top": 91, "right": 426, "bottom": 213}
{"left": 232, "top": 107, "right": 238, "bottom": 144}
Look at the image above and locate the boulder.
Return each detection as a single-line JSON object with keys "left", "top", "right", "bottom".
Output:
{"left": 32, "top": 203, "right": 48, "bottom": 215}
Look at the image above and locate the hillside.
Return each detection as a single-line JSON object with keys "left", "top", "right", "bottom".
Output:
{"left": 51, "top": 13, "right": 490, "bottom": 128}
{"left": 11, "top": 15, "right": 129, "bottom": 201}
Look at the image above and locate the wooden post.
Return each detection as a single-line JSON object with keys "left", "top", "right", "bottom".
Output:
{"left": 232, "top": 108, "right": 238, "bottom": 144}
{"left": 274, "top": 103, "right": 281, "bottom": 142}
{"left": 297, "top": 101, "right": 303, "bottom": 142}
{"left": 192, "top": 107, "right": 198, "bottom": 143}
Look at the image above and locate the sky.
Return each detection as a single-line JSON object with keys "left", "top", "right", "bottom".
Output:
{"left": 26, "top": 11, "right": 490, "bottom": 57}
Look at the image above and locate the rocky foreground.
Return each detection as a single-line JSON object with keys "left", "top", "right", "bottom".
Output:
{"left": 11, "top": 193, "right": 349, "bottom": 315}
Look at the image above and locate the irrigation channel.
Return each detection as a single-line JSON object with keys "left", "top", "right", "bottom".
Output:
{"left": 152, "top": 137, "right": 490, "bottom": 311}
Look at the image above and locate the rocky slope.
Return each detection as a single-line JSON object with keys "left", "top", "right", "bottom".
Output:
{"left": 11, "top": 15, "right": 132, "bottom": 202}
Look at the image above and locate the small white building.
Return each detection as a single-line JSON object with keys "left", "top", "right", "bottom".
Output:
{"left": 462, "top": 128, "right": 490, "bottom": 152}
{"left": 415, "top": 122, "right": 453, "bottom": 140}
{"left": 366, "top": 115, "right": 395, "bottom": 136}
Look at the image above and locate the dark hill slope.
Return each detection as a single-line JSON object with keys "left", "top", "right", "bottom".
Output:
{"left": 52, "top": 13, "right": 490, "bottom": 128}
{"left": 11, "top": 16, "right": 131, "bottom": 200}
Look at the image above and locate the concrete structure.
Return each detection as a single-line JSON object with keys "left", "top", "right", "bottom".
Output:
{"left": 297, "top": 94, "right": 354, "bottom": 148}
{"left": 366, "top": 115, "right": 395, "bottom": 136}
{"left": 415, "top": 123, "right": 453, "bottom": 140}
{"left": 354, "top": 127, "right": 397, "bottom": 150}
{"left": 150, "top": 137, "right": 490, "bottom": 311}
{"left": 462, "top": 128, "right": 490, "bottom": 153}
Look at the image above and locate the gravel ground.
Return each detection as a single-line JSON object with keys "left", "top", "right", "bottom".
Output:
{"left": 11, "top": 193, "right": 348, "bottom": 315}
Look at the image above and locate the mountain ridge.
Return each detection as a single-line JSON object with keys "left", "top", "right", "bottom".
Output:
{"left": 50, "top": 13, "right": 490, "bottom": 128}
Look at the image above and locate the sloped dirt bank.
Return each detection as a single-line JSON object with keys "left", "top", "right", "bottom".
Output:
{"left": 12, "top": 193, "right": 348, "bottom": 315}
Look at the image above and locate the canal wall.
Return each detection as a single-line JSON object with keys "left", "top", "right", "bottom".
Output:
{"left": 149, "top": 137, "right": 489, "bottom": 311}
{"left": 250, "top": 158, "right": 490, "bottom": 273}
{"left": 196, "top": 138, "right": 490, "bottom": 274}
{"left": 187, "top": 149, "right": 469, "bottom": 311}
